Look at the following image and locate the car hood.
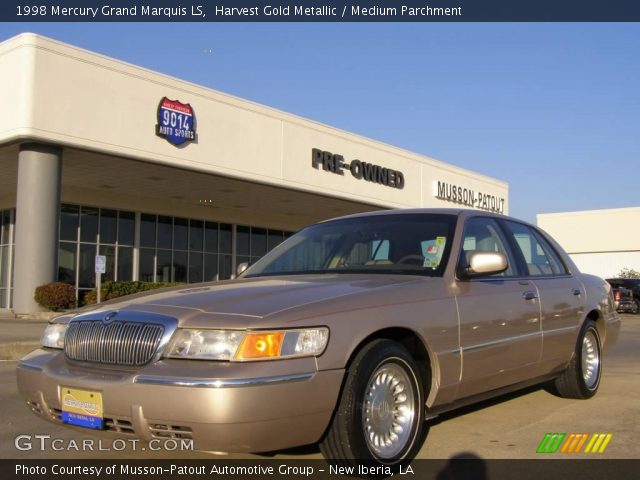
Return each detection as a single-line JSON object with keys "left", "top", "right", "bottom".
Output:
{"left": 65, "top": 274, "right": 430, "bottom": 327}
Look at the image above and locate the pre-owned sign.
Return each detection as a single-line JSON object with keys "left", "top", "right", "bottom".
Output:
{"left": 311, "top": 148, "right": 405, "bottom": 189}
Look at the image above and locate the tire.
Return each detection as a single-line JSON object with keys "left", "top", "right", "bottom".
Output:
{"left": 634, "top": 300, "right": 640, "bottom": 315}
{"left": 554, "top": 320, "right": 602, "bottom": 399}
{"left": 319, "top": 339, "right": 426, "bottom": 467}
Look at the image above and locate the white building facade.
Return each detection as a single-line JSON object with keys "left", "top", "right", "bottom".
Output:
{"left": 537, "top": 207, "right": 640, "bottom": 279}
{"left": 0, "top": 34, "right": 509, "bottom": 314}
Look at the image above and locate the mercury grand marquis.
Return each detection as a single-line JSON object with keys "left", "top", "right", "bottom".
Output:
{"left": 17, "top": 209, "right": 620, "bottom": 465}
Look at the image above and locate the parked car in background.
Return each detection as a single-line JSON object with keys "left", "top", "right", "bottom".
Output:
{"left": 611, "top": 287, "right": 637, "bottom": 314}
{"left": 17, "top": 209, "right": 620, "bottom": 467}
{"left": 607, "top": 278, "right": 640, "bottom": 314}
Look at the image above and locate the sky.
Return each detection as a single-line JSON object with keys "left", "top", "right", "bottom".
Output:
{"left": 1, "top": 22, "right": 638, "bottom": 222}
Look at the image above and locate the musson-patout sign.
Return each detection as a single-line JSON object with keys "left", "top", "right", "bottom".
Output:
{"left": 156, "top": 97, "right": 197, "bottom": 146}
{"left": 434, "top": 180, "right": 506, "bottom": 213}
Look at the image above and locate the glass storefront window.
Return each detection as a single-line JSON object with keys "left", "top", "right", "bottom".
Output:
{"left": 173, "top": 251, "right": 188, "bottom": 283}
{"left": 117, "top": 246, "right": 133, "bottom": 282}
{"left": 157, "top": 216, "right": 173, "bottom": 250}
{"left": 237, "top": 225, "right": 250, "bottom": 256}
{"left": 220, "top": 224, "right": 232, "bottom": 254}
{"left": 140, "top": 214, "right": 156, "bottom": 248}
{"left": 268, "top": 230, "right": 285, "bottom": 251}
{"left": 56, "top": 203, "right": 295, "bottom": 301}
{"left": 118, "top": 211, "right": 135, "bottom": 246}
{"left": 0, "top": 209, "right": 14, "bottom": 308}
{"left": 189, "top": 220, "right": 203, "bottom": 251}
{"left": 220, "top": 254, "right": 232, "bottom": 280}
{"left": 205, "top": 222, "right": 218, "bottom": 253}
{"left": 188, "top": 252, "right": 203, "bottom": 283}
{"left": 156, "top": 250, "right": 172, "bottom": 283}
{"left": 78, "top": 243, "right": 97, "bottom": 289}
{"left": 58, "top": 205, "right": 136, "bottom": 300}
{"left": 204, "top": 253, "right": 218, "bottom": 282}
{"left": 174, "top": 218, "right": 188, "bottom": 251}
{"left": 100, "top": 209, "right": 118, "bottom": 244}
{"left": 0, "top": 246, "right": 6, "bottom": 289}
{"left": 60, "top": 204, "right": 79, "bottom": 241}
{"left": 80, "top": 207, "right": 99, "bottom": 243}
{"left": 2, "top": 210, "right": 12, "bottom": 244}
{"left": 251, "top": 227, "right": 267, "bottom": 258}
{"left": 58, "top": 242, "right": 76, "bottom": 285}
{"left": 98, "top": 245, "right": 116, "bottom": 282}
{"left": 139, "top": 248, "right": 155, "bottom": 282}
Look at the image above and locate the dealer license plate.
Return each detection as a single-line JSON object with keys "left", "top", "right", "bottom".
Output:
{"left": 60, "top": 387, "right": 103, "bottom": 429}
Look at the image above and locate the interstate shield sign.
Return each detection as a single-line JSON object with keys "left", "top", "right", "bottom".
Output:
{"left": 156, "top": 97, "right": 197, "bottom": 146}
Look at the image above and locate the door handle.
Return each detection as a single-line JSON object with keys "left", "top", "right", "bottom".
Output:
{"left": 572, "top": 288, "right": 582, "bottom": 296}
{"left": 522, "top": 291, "right": 538, "bottom": 300}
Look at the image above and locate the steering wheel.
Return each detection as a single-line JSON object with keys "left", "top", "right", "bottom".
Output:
{"left": 395, "top": 254, "right": 425, "bottom": 265}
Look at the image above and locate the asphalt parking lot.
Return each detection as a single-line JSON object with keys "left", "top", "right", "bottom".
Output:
{"left": 0, "top": 315, "right": 637, "bottom": 460}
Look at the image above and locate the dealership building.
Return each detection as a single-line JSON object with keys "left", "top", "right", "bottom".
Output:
{"left": 0, "top": 33, "right": 508, "bottom": 314}
{"left": 538, "top": 207, "right": 640, "bottom": 279}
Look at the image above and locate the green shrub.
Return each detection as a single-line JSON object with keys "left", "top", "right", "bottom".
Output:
{"left": 83, "top": 281, "right": 182, "bottom": 305}
{"left": 34, "top": 282, "right": 77, "bottom": 311}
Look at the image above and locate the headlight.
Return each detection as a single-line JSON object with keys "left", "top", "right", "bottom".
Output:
{"left": 165, "top": 327, "right": 329, "bottom": 361}
{"left": 41, "top": 323, "right": 68, "bottom": 349}
{"left": 165, "top": 329, "right": 244, "bottom": 360}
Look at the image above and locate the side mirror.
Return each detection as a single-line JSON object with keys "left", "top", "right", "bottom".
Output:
{"left": 458, "top": 251, "right": 508, "bottom": 279}
{"left": 236, "top": 262, "right": 249, "bottom": 277}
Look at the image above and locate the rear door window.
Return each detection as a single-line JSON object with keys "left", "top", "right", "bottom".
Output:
{"left": 502, "top": 221, "right": 567, "bottom": 276}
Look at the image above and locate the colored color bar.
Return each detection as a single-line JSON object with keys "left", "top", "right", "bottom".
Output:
{"left": 537, "top": 433, "right": 554, "bottom": 453}
{"left": 598, "top": 434, "right": 613, "bottom": 453}
{"left": 568, "top": 434, "right": 581, "bottom": 453}
{"left": 560, "top": 434, "right": 575, "bottom": 453}
{"left": 574, "top": 433, "right": 589, "bottom": 453}
{"left": 584, "top": 434, "right": 598, "bottom": 453}
{"left": 591, "top": 434, "right": 606, "bottom": 453}
{"left": 549, "top": 433, "right": 566, "bottom": 453}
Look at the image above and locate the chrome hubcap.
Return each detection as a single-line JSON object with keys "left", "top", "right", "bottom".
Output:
{"left": 362, "top": 361, "right": 416, "bottom": 459}
{"left": 581, "top": 329, "right": 600, "bottom": 389}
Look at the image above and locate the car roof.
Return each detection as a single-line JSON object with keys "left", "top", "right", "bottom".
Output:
{"left": 317, "top": 208, "right": 535, "bottom": 228}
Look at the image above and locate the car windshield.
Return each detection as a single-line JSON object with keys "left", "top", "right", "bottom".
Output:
{"left": 243, "top": 213, "right": 457, "bottom": 277}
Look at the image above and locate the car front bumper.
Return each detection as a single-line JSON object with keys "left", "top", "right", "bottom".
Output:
{"left": 16, "top": 349, "right": 344, "bottom": 453}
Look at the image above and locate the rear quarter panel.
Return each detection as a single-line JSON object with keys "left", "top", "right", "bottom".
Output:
{"left": 579, "top": 273, "right": 621, "bottom": 352}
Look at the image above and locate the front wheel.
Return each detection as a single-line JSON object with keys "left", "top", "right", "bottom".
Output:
{"left": 319, "top": 339, "right": 426, "bottom": 466}
{"left": 554, "top": 319, "right": 602, "bottom": 399}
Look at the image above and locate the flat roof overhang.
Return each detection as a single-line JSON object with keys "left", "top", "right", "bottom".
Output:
{"left": 0, "top": 143, "right": 383, "bottom": 230}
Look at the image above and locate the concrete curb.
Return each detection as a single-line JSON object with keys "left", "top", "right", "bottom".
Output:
{"left": 15, "top": 312, "right": 61, "bottom": 321}
{"left": 0, "top": 341, "right": 39, "bottom": 361}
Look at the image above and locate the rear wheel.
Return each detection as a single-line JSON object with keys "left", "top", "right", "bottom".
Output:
{"left": 634, "top": 300, "right": 640, "bottom": 315}
{"left": 554, "top": 319, "right": 602, "bottom": 399}
{"left": 319, "top": 339, "right": 426, "bottom": 466}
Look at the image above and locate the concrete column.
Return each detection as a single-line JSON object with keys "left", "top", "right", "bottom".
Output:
{"left": 13, "top": 144, "right": 62, "bottom": 314}
{"left": 132, "top": 211, "right": 141, "bottom": 281}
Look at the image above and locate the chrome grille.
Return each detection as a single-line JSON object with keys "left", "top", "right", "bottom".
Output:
{"left": 64, "top": 321, "right": 164, "bottom": 366}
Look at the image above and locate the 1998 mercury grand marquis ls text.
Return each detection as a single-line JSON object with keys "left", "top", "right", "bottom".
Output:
{"left": 17, "top": 209, "right": 620, "bottom": 465}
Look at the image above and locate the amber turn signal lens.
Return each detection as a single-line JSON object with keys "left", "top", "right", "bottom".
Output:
{"left": 235, "top": 331, "right": 285, "bottom": 360}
